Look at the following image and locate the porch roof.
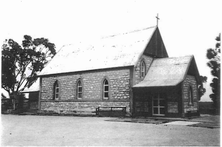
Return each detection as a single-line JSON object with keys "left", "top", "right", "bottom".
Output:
{"left": 133, "top": 55, "right": 195, "bottom": 88}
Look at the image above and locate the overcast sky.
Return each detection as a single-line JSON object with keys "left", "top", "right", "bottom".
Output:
{"left": 0, "top": 0, "right": 221, "bottom": 101}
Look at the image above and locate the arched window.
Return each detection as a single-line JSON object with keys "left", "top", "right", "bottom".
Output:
{"left": 102, "top": 79, "right": 109, "bottom": 100}
{"left": 188, "top": 86, "right": 194, "bottom": 105}
{"left": 53, "top": 80, "right": 59, "bottom": 100}
{"left": 140, "top": 60, "right": 146, "bottom": 78}
{"left": 76, "top": 79, "right": 83, "bottom": 99}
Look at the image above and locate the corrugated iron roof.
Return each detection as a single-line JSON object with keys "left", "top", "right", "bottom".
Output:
{"left": 133, "top": 55, "right": 194, "bottom": 87}
{"left": 38, "top": 26, "right": 156, "bottom": 76}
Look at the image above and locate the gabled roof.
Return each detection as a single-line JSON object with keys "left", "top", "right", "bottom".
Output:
{"left": 133, "top": 55, "right": 200, "bottom": 88}
{"left": 38, "top": 26, "right": 157, "bottom": 76}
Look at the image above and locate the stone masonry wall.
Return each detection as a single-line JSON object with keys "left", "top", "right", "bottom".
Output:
{"left": 182, "top": 75, "right": 199, "bottom": 113}
{"left": 167, "top": 88, "right": 180, "bottom": 114}
{"left": 134, "top": 55, "right": 153, "bottom": 85}
{"left": 40, "top": 68, "right": 131, "bottom": 114}
{"left": 41, "top": 101, "right": 130, "bottom": 114}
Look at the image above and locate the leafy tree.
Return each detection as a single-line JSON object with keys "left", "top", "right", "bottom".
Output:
{"left": 198, "top": 75, "right": 207, "bottom": 99}
{"left": 206, "top": 33, "right": 220, "bottom": 112}
{"left": 2, "top": 35, "right": 56, "bottom": 110}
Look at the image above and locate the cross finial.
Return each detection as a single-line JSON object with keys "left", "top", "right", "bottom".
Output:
{"left": 156, "top": 13, "right": 160, "bottom": 26}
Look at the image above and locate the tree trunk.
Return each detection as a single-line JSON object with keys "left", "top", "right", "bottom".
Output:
{"left": 10, "top": 93, "right": 17, "bottom": 110}
{"left": 10, "top": 92, "right": 23, "bottom": 111}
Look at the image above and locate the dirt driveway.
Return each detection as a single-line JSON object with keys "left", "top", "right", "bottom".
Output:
{"left": 1, "top": 115, "right": 220, "bottom": 146}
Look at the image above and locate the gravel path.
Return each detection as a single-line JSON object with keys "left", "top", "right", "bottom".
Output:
{"left": 1, "top": 115, "right": 220, "bottom": 146}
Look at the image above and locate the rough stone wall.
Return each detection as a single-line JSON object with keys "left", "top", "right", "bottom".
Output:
{"left": 167, "top": 88, "right": 180, "bottom": 114}
{"left": 41, "top": 101, "right": 130, "bottom": 114}
{"left": 40, "top": 68, "right": 131, "bottom": 114}
{"left": 134, "top": 55, "right": 153, "bottom": 85}
{"left": 182, "top": 75, "right": 199, "bottom": 113}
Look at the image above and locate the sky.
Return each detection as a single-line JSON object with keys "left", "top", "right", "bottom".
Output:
{"left": 0, "top": 0, "right": 221, "bottom": 101}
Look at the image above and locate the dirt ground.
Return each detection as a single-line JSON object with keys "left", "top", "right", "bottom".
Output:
{"left": 1, "top": 115, "right": 220, "bottom": 146}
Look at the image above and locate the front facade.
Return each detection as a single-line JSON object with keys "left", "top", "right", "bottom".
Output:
{"left": 37, "top": 26, "right": 200, "bottom": 117}
{"left": 133, "top": 74, "right": 199, "bottom": 117}
{"left": 133, "top": 55, "right": 200, "bottom": 117}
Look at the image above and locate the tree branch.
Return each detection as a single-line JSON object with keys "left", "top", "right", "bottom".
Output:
{"left": 15, "top": 60, "right": 32, "bottom": 92}
{"left": 16, "top": 66, "right": 26, "bottom": 92}
{"left": 20, "top": 79, "right": 30, "bottom": 92}
{"left": 19, "top": 78, "right": 27, "bottom": 90}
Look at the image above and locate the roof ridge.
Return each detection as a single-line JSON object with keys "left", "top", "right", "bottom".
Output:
{"left": 154, "top": 55, "right": 194, "bottom": 60}
{"left": 38, "top": 26, "right": 157, "bottom": 76}
{"left": 101, "top": 26, "right": 156, "bottom": 39}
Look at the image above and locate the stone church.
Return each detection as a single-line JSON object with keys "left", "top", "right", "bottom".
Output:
{"left": 36, "top": 26, "right": 200, "bottom": 117}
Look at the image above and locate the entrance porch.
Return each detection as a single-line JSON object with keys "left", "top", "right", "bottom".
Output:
{"left": 133, "top": 87, "right": 183, "bottom": 117}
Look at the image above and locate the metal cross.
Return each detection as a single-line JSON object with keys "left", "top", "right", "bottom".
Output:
{"left": 156, "top": 13, "right": 160, "bottom": 26}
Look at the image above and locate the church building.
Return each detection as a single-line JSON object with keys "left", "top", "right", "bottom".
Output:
{"left": 37, "top": 26, "right": 200, "bottom": 117}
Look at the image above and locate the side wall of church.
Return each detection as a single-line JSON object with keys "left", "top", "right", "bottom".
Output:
{"left": 133, "top": 55, "right": 153, "bottom": 85}
{"left": 39, "top": 68, "right": 131, "bottom": 115}
{"left": 182, "top": 75, "right": 199, "bottom": 115}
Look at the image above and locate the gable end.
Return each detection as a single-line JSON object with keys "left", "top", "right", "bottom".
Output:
{"left": 144, "top": 27, "right": 168, "bottom": 58}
